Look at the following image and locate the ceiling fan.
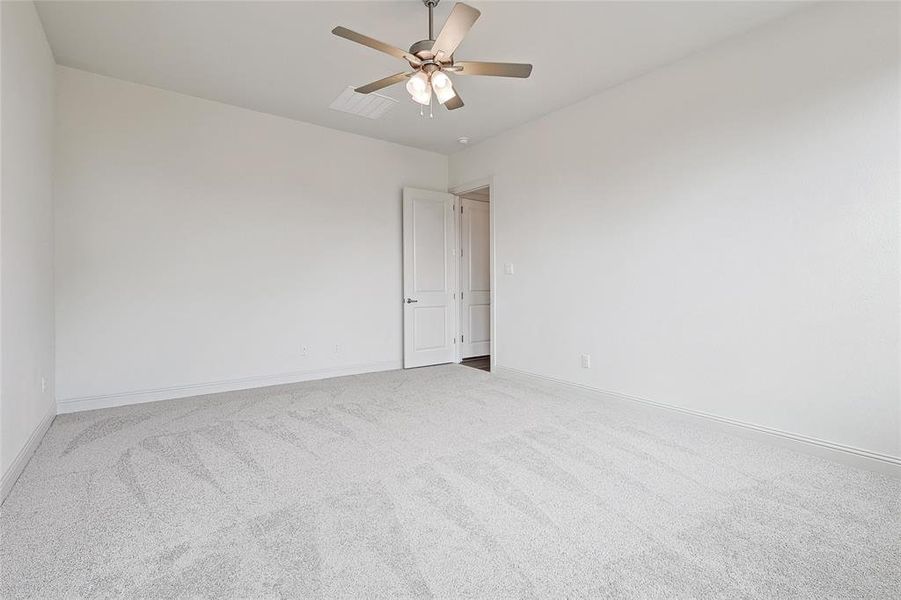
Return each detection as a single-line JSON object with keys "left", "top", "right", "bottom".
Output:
{"left": 332, "top": 0, "right": 532, "bottom": 111}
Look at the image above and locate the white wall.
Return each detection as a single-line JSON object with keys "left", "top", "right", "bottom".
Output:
{"left": 54, "top": 67, "right": 446, "bottom": 410}
{"left": 0, "top": 1, "right": 56, "bottom": 483}
{"left": 450, "top": 2, "right": 900, "bottom": 459}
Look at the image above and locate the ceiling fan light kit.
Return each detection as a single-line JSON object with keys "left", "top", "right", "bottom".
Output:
{"left": 332, "top": 0, "right": 533, "bottom": 113}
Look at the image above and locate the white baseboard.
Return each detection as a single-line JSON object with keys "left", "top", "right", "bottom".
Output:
{"left": 1, "top": 403, "right": 56, "bottom": 505}
{"left": 56, "top": 360, "right": 402, "bottom": 414}
{"left": 494, "top": 366, "right": 901, "bottom": 477}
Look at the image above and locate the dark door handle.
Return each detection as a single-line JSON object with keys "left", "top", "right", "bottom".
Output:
{"left": 405, "top": 298, "right": 419, "bottom": 304}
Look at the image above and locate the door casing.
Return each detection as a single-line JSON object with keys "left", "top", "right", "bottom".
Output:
{"left": 449, "top": 178, "right": 496, "bottom": 367}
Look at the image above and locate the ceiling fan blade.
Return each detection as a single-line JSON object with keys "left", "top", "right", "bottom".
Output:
{"left": 332, "top": 26, "right": 421, "bottom": 66}
{"left": 445, "top": 93, "right": 464, "bottom": 110}
{"left": 355, "top": 72, "right": 412, "bottom": 94}
{"left": 453, "top": 61, "right": 533, "bottom": 78}
{"left": 432, "top": 3, "right": 481, "bottom": 58}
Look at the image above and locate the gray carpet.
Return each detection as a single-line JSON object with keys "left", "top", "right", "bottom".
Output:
{"left": 1, "top": 365, "right": 899, "bottom": 599}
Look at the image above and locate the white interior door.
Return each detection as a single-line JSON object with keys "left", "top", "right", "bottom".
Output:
{"left": 403, "top": 188, "right": 456, "bottom": 368}
{"left": 461, "top": 198, "right": 491, "bottom": 358}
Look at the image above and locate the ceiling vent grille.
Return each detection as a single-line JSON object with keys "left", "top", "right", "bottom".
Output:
{"left": 329, "top": 86, "right": 398, "bottom": 119}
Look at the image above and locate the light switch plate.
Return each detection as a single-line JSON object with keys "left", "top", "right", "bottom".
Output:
{"left": 504, "top": 263, "right": 515, "bottom": 275}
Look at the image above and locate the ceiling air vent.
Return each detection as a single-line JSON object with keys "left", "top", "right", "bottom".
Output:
{"left": 329, "top": 86, "right": 398, "bottom": 119}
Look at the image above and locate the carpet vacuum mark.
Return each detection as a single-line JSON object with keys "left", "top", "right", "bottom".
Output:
{"left": 1, "top": 365, "right": 899, "bottom": 599}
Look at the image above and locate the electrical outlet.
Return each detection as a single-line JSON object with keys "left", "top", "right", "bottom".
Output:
{"left": 581, "top": 354, "right": 591, "bottom": 369}
{"left": 300, "top": 345, "right": 308, "bottom": 357}
{"left": 41, "top": 376, "right": 47, "bottom": 392}
{"left": 504, "top": 263, "right": 515, "bottom": 275}
{"left": 335, "top": 344, "right": 341, "bottom": 354}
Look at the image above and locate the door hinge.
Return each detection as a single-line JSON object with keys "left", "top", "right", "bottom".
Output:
{"left": 461, "top": 291, "right": 464, "bottom": 299}
{"left": 461, "top": 334, "right": 464, "bottom": 343}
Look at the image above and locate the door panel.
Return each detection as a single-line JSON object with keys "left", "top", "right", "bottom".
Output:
{"left": 413, "top": 200, "right": 448, "bottom": 292}
{"left": 468, "top": 304, "right": 490, "bottom": 343}
{"left": 468, "top": 206, "right": 490, "bottom": 292}
{"left": 413, "top": 306, "right": 448, "bottom": 351}
{"left": 403, "top": 188, "right": 456, "bottom": 368}
{"left": 461, "top": 199, "right": 491, "bottom": 358}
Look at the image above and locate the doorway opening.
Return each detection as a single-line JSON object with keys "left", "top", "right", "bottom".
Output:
{"left": 456, "top": 185, "right": 491, "bottom": 371}
{"left": 401, "top": 182, "right": 493, "bottom": 371}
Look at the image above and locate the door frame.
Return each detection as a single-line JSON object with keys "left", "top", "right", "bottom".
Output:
{"left": 449, "top": 177, "right": 496, "bottom": 368}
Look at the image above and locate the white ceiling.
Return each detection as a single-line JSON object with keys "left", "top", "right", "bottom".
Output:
{"left": 35, "top": 1, "right": 806, "bottom": 154}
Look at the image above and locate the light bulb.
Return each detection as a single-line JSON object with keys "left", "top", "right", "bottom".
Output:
{"left": 411, "top": 87, "right": 432, "bottom": 106}
{"left": 430, "top": 71, "right": 456, "bottom": 105}
{"left": 406, "top": 72, "right": 431, "bottom": 105}
{"left": 431, "top": 71, "right": 451, "bottom": 90}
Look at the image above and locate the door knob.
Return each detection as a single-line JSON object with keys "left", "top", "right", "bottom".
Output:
{"left": 405, "top": 298, "right": 419, "bottom": 304}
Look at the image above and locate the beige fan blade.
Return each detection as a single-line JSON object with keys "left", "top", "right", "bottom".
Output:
{"left": 445, "top": 93, "right": 464, "bottom": 110}
{"left": 332, "top": 26, "right": 422, "bottom": 66}
{"left": 355, "top": 72, "right": 412, "bottom": 94}
{"left": 432, "top": 3, "right": 481, "bottom": 58}
{"left": 453, "top": 61, "right": 533, "bottom": 78}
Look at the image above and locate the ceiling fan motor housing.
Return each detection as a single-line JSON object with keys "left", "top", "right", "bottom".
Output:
{"left": 409, "top": 39, "right": 435, "bottom": 58}
{"left": 411, "top": 41, "right": 458, "bottom": 75}
{"left": 409, "top": 40, "right": 450, "bottom": 73}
